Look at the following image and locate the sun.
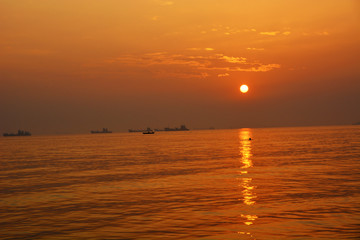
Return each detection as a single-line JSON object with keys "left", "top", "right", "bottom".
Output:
{"left": 240, "top": 84, "right": 249, "bottom": 93}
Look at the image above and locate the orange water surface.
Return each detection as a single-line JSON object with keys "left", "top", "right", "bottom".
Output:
{"left": 1, "top": 126, "right": 359, "bottom": 239}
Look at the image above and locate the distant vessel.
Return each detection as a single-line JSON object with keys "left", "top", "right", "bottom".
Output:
{"left": 3, "top": 130, "right": 31, "bottom": 137}
{"left": 129, "top": 125, "right": 190, "bottom": 133}
{"left": 353, "top": 122, "right": 360, "bottom": 125}
{"left": 128, "top": 129, "right": 146, "bottom": 133}
{"left": 143, "top": 128, "right": 155, "bottom": 134}
{"left": 163, "top": 125, "right": 189, "bottom": 131}
{"left": 90, "top": 128, "right": 112, "bottom": 134}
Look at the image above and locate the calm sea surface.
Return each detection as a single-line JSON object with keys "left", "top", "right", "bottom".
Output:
{"left": 1, "top": 126, "right": 359, "bottom": 239}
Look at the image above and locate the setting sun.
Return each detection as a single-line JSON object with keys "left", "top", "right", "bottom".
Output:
{"left": 240, "top": 85, "right": 249, "bottom": 93}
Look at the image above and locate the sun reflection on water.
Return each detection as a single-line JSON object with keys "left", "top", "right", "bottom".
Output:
{"left": 238, "top": 129, "right": 257, "bottom": 230}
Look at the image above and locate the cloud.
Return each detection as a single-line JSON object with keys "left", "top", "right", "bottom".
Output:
{"left": 243, "top": 28, "right": 257, "bottom": 32}
{"left": 282, "top": 31, "right": 291, "bottom": 36}
{"left": 187, "top": 48, "right": 215, "bottom": 51}
{"left": 107, "top": 52, "right": 280, "bottom": 79}
{"left": 260, "top": 31, "right": 280, "bottom": 36}
{"left": 246, "top": 64, "right": 281, "bottom": 72}
{"left": 302, "top": 31, "right": 330, "bottom": 36}
{"left": 220, "top": 55, "right": 247, "bottom": 64}
{"left": 246, "top": 47, "right": 264, "bottom": 51}
{"left": 218, "top": 73, "right": 230, "bottom": 77}
{"left": 199, "top": 25, "right": 257, "bottom": 36}
{"left": 259, "top": 30, "right": 293, "bottom": 37}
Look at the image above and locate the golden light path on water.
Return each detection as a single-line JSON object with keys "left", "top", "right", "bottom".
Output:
{"left": 238, "top": 129, "right": 257, "bottom": 237}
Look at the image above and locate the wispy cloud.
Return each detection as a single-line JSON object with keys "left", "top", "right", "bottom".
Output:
{"left": 107, "top": 51, "right": 280, "bottom": 79}
{"left": 282, "top": 31, "right": 291, "bottom": 36}
{"left": 187, "top": 47, "right": 215, "bottom": 51}
{"left": 218, "top": 73, "right": 230, "bottom": 77}
{"left": 260, "top": 31, "right": 280, "bottom": 36}
{"left": 220, "top": 55, "right": 247, "bottom": 64}
{"left": 199, "top": 25, "right": 257, "bottom": 36}
{"left": 246, "top": 47, "right": 265, "bottom": 51}
{"left": 302, "top": 31, "right": 330, "bottom": 36}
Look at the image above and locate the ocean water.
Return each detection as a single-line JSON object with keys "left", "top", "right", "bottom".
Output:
{"left": 0, "top": 125, "right": 359, "bottom": 239}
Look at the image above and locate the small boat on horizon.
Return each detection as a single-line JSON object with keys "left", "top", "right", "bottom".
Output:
{"left": 143, "top": 128, "right": 155, "bottom": 134}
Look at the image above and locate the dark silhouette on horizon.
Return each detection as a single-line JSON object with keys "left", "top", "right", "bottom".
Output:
{"left": 143, "top": 127, "right": 155, "bottom": 134}
{"left": 3, "top": 130, "right": 31, "bottom": 137}
{"left": 129, "top": 125, "right": 190, "bottom": 133}
{"left": 162, "top": 125, "right": 189, "bottom": 131}
{"left": 90, "top": 128, "right": 112, "bottom": 134}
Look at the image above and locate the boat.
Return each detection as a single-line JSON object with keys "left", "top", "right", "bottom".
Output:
{"left": 143, "top": 130, "right": 155, "bottom": 134}
{"left": 90, "top": 128, "right": 112, "bottom": 134}
{"left": 3, "top": 130, "right": 31, "bottom": 137}
{"left": 143, "top": 128, "right": 155, "bottom": 134}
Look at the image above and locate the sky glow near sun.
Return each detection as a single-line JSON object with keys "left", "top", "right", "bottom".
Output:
{"left": 0, "top": 0, "right": 359, "bottom": 133}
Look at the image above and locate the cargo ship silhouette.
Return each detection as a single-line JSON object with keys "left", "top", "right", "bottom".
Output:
{"left": 90, "top": 128, "right": 112, "bottom": 134}
{"left": 3, "top": 130, "right": 31, "bottom": 137}
{"left": 162, "top": 125, "right": 189, "bottom": 131}
{"left": 129, "top": 125, "right": 189, "bottom": 132}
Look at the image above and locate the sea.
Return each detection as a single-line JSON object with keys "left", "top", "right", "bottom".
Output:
{"left": 1, "top": 125, "right": 359, "bottom": 240}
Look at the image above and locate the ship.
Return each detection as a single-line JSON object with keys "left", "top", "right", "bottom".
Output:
{"left": 3, "top": 130, "right": 31, "bottom": 137}
{"left": 128, "top": 129, "right": 146, "bottom": 133}
{"left": 129, "top": 125, "right": 190, "bottom": 133}
{"left": 163, "top": 125, "right": 189, "bottom": 131}
{"left": 90, "top": 128, "right": 112, "bottom": 134}
{"left": 143, "top": 128, "right": 155, "bottom": 134}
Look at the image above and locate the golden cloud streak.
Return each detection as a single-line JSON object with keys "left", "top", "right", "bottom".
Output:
{"left": 260, "top": 31, "right": 280, "bottom": 36}
{"left": 109, "top": 52, "right": 280, "bottom": 79}
{"left": 218, "top": 73, "right": 230, "bottom": 77}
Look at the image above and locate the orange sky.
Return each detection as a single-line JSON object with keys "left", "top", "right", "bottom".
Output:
{"left": 1, "top": 0, "right": 359, "bottom": 134}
